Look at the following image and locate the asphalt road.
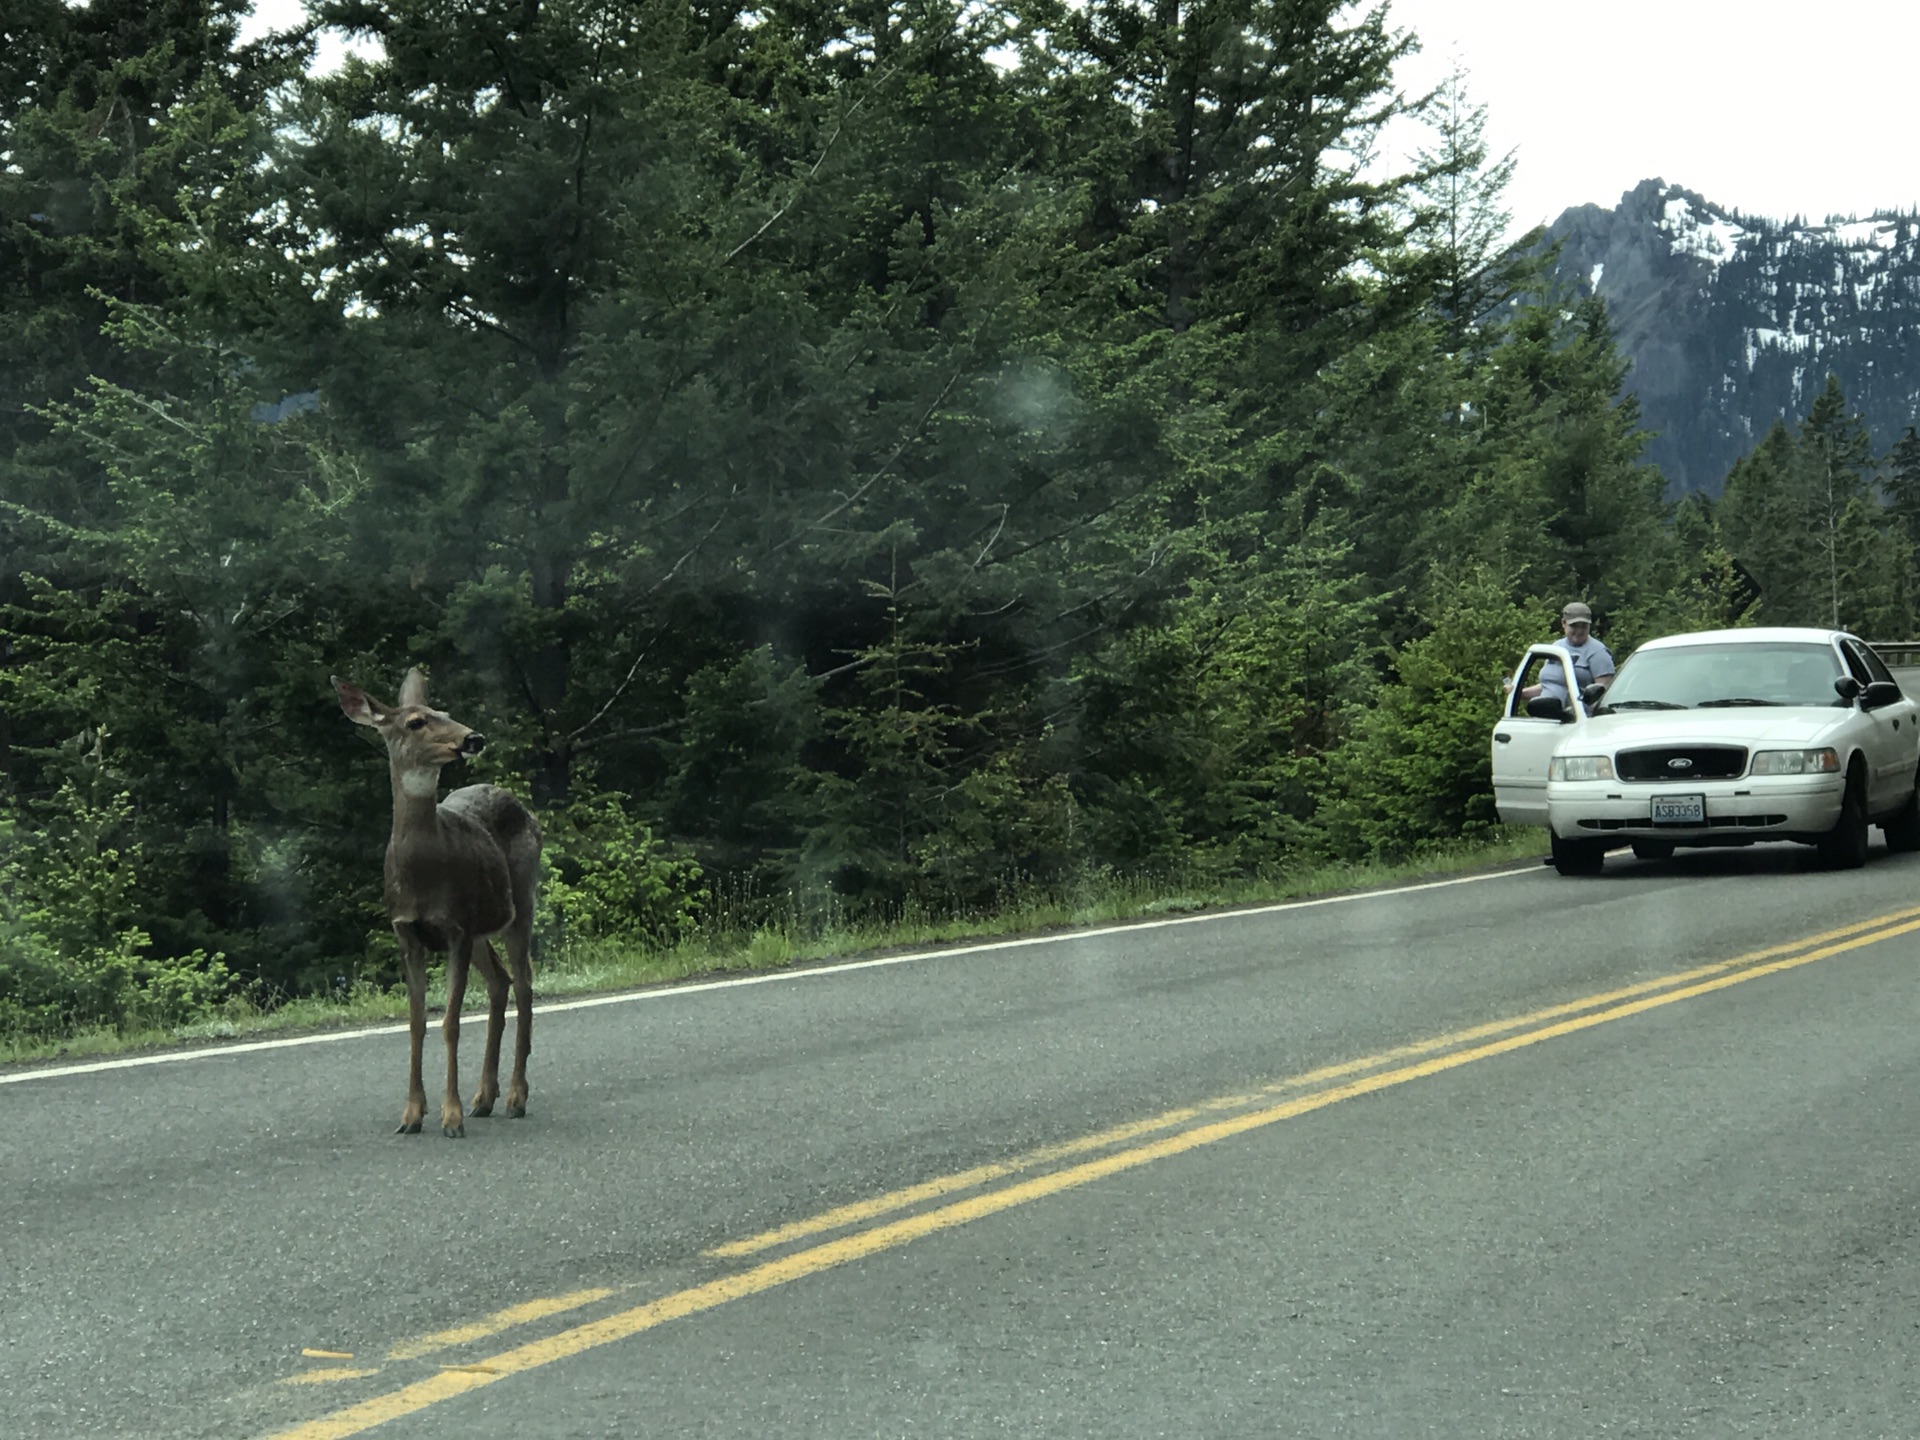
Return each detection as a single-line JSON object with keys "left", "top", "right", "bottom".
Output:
{"left": 8, "top": 839, "right": 1920, "bottom": 1438}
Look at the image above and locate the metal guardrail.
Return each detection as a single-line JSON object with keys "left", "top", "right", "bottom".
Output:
{"left": 1867, "top": 641, "right": 1920, "bottom": 667}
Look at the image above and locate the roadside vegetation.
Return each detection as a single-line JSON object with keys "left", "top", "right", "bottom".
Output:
{"left": 1, "top": 827, "right": 1550, "bottom": 1065}
{"left": 4, "top": 2, "right": 1916, "bottom": 1055}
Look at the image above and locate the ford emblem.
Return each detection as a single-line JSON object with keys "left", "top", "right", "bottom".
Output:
{"left": 1668, "top": 757, "right": 1693, "bottom": 770}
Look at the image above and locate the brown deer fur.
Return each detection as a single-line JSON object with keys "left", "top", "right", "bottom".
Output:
{"left": 334, "top": 668, "right": 542, "bottom": 1137}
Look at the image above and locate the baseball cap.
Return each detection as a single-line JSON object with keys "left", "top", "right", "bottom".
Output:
{"left": 1561, "top": 602, "right": 1593, "bottom": 623}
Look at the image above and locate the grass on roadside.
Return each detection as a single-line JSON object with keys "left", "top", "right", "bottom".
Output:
{"left": 0, "top": 829, "right": 1550, "bottom": 1068}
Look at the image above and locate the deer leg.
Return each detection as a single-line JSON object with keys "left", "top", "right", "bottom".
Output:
{"left": 468, "top": 940, "right": 508, "bottom": 1117}
{"left": 502, "top": 920, "right": 533, "bottom": 1119}
{"left": 396, "top": 931, "right": 430, "bottom": 1135}
{"left": 440, "top": 934, "right": 472, "bottom": 1138}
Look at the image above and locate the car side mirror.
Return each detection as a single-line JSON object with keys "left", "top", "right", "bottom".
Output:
{"left": 1579, "top": 682, "right": 1608, "bottom": 707}
{"left": 1835, "top": 676, "right": 1864, "bottom": 702}
{"left": 1526, "top": 695, "right": 1568, "bottom": 721}
{"left": 1862, "top": 679, "right": 1903, "bottom": 709}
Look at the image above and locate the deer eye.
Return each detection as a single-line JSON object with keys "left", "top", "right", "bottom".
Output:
{"left": 406, "top": 716, "right": 427, "bottom": 731}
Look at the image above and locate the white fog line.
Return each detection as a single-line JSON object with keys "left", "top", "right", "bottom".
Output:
{"left": 0, "top": 865, "right": 1536, "bottom": 1085}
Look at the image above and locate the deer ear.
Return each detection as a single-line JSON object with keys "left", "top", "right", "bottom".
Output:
{"left": 399, "top": 667, "right": 430, "bottom": 708}
{"left": 334, "top": 677, "right": 382, "bottom": 727}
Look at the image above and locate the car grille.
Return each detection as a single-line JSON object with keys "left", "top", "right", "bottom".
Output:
{"left": 1614, "top": 745, "right": 1749, "bottom": 782}
{"left": 1577, "top": 814, "right": 1787, "bottom": 831}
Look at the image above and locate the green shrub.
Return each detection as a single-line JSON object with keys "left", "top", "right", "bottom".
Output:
{"left": 539, "top": 792, "right": 706, "bottom": 951}
{"left": 1322, "top": 576, "right": 1538, "bottom": 861}
{"left": 0, "top": 773, "right": 231, "bottom": 1039}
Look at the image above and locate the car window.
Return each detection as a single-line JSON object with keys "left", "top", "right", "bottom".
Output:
{"left": 1600, "top": 641, "right": 1844, "bottom": 710}
{"left": 1507, "top": 652, "right": 1560, "bottom": 717}
{"left": 1839, "top": 642, "right": 1875, "bottom": 685}
{"left": 1846, "top": 639, "right": 1896, "bottom": 686}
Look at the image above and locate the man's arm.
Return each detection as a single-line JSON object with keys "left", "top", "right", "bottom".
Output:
{"left": 1591, "top": 644, "right": 1616, "bottom": 691}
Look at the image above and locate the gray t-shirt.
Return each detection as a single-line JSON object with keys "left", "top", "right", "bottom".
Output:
{"left": 1540, "top": 636, "right": 1615, "bottom": 701}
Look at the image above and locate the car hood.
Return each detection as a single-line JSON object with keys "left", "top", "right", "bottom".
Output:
{"left": 1567, "top": 707, "right": 1853, "bottom": 753}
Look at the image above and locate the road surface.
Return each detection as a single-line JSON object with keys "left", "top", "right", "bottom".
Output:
{"left": 7, "top": 840, "right": 1920, "bottom": 1437}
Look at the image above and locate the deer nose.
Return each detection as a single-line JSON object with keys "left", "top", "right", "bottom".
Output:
{"left": 460, "top": 733, "right": 486, "bottom": 756}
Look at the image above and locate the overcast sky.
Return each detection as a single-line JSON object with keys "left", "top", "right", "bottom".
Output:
{"left": 245, "top": 0, "right": 1920, "bottom": 234}
{"left": 1381, "top": 0, "right": 1920, "bottom": 234}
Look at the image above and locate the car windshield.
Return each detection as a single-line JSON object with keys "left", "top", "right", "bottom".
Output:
{"left": 1597, "top": 641, "right": 1845, "bottom": 711}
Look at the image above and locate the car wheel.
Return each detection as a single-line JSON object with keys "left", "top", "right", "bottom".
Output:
{"left": 1881, "top": 777, "right": 1920, "bottom": 853}
{"left": 1551, "top": 832, "right": 1607, "bottom": 876}
{"left": 1631, "top": 840, "right": 1675, "bottom": 861}
{"left": 1816, "top": 764, "right": 1870, "bottom": 869}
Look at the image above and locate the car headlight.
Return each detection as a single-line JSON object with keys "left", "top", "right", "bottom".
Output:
{"left": 1549, "top": 755, "right": 1614, "bottom": 782}
{"left": 1749, "top": 747, "right": 1841, "bottom": 776}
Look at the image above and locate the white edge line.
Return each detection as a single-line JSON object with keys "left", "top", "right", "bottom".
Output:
{"left": 0, "top": 865, "right": 1534, "bottom": 1085}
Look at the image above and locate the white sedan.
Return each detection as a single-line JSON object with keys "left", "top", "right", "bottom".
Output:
{"left": 1490, "top": 627, "right": 1920, "bottom": 875}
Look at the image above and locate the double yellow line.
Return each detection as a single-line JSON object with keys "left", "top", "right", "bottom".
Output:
{"left": 269, "top": 905, "right": 1920, "bottom": 1439}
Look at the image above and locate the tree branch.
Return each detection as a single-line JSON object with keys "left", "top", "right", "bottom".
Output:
{"left": 771, "top": 370, "right": 962, "bottom": 555}
{"left": 565, "top": 631, "right": 659, "bottom": 745}
{"left": 724, "top": 43, "right": 929, "bottom": 265}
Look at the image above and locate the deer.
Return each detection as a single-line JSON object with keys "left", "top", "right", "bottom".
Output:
{"left": 333, "top": 668, "right": 542, "bottom": 1137}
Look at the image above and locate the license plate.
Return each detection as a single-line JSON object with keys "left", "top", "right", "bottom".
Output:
{"left": 1651, "top": 793, "right": 1705, "bottom": 825}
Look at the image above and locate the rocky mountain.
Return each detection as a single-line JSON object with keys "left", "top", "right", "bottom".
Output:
{"left": 1546, "top": 178, "right": 1920, "bottom": 496}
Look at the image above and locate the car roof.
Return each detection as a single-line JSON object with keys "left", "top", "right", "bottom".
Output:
{"left": 1634, "top": 627, "right": 1847, "bottom": 652}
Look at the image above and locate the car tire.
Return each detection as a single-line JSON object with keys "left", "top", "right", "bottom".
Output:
{"left": 1881, "top": 777, "right": 1920, "bottom": 853}
{"left": 1816, "top": 764, "right": 1870, "bottom": 869}
{"left": 1550, "top": 832, "right": 1607, "bottom": 876}
{"left": 1630, "top": 840, "right": 1675, "bottom": 861}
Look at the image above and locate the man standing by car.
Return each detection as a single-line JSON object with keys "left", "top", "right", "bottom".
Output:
{"left": 1512, "top": 602, "right": 1616, "bottom": 705}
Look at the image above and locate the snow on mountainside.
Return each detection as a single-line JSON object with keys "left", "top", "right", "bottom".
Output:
{"left": 1545, "top": 178, "right": 1920, "bottom": 496}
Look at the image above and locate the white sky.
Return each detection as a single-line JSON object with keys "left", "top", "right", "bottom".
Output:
{"left": 1381, "top": 0, "right": 1920, "bottom": 235}
{"left": 243, "top": 0, "right": 359, "bottom": 72}
{"left": 244, "top": 0, "right": 1920, "bottom": 235}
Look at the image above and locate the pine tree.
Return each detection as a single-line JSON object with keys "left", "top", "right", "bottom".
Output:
{"left": 1718, "top": 419, "right": 1805, "bottom": 619}
{"left": 0, "top": 0, "right": 300, "bottom": 549}
{"left": 1718, "top": 377, "right": 1907, "bottom": 631}
{"left": 1404, "top": 61, "right": 1545, "bottom": 355}
{"left": 0, "top": 1, "right": 331, "bottom": 987}
{"left": 1800, "top": 374, "right": 1874, "bottom": 628}
{"left": 1883, "top": 425, "right": 1920, "bottom": 575}
{"left": 1417, "top": 290, "right": 1671, "bottom": 620}
{"left": 266, "top": 0, "right": 1104, "bottom": 811}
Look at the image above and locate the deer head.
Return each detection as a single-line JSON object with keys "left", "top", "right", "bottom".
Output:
{"left": 333, "top": 668, "right": 487, "bottom": 799}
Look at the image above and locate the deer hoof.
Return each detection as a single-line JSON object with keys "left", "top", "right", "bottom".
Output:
{"left": 469, "top": 1099, "right": 495, "bottom": 1118}
{"left": 396, "top": 1119, "right": 423, "bottom": 1135}
{"left": 442, "top": 1121, "right": 466, "bottom": 1138}
{"left": 505, "top": 1103, "right": 526, "bottom": 1119}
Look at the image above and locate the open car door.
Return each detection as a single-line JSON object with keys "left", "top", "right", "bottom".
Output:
{"left": 1491, "top": 644, "right": 1592, "bottom": 826}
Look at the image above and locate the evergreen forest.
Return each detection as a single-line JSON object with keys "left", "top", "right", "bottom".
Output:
{"left": 4, "top": 0, "right": 1917, "bottom": 1045}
